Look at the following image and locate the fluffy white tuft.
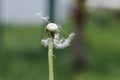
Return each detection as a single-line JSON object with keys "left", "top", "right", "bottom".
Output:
{"left": 54, "top": 33, "right": 75, "bottom": 49}
{"left": 41, "top": 39, "right": 49, "bottom": 47}
{"left": 41, "top": 32, "right": 75, "bottom": 49}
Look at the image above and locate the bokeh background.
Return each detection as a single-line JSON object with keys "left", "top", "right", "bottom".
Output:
{"left": 0, "top": 0, "right": 120, "bottom": 80}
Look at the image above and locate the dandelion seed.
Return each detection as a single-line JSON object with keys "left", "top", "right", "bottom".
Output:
{"left": 34, "top": 12, "right": 49, "bottom": 23}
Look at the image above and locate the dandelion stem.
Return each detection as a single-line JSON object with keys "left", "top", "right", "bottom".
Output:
{"left": 48, "top": 37, "right": 54, "bottom": 80}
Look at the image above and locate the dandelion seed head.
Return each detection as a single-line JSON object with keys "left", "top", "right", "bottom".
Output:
{"left": 46, "top": 23, "right": 59, "bottom": 32}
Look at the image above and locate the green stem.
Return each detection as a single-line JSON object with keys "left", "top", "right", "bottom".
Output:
{"left": 48, "top": 37, "right": 54, "bottom": 80}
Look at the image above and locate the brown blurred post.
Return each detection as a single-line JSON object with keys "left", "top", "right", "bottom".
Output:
{"left": 115, "top": 10, "right": 120, "bottom": 21}
{"left": 72, "top": 0, "right": 87, "bottom": 72}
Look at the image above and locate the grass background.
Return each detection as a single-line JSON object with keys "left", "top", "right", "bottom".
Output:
{"left": 0, "top": 9, "right": 120, "bottom": 80}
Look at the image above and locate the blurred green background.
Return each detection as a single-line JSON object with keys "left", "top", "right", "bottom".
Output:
{"left": 0, "top": 9, "right": 120, "bottom": 80}
{"left": 1, "top": 0, "right": 120, "bottom": 80}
